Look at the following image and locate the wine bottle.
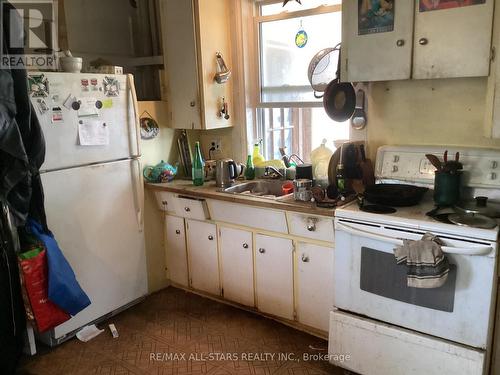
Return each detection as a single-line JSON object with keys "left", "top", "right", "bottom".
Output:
{"left": 192, "top": 141, "right": 205, "bottom": 186}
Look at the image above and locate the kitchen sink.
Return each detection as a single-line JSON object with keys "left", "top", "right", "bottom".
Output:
{"left": 223, "top": 180, "right": 292, "bottom": 200}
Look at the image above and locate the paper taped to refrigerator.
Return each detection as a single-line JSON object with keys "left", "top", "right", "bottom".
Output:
{"left": 78, "top": 120, "right": 109, "bottom": 146}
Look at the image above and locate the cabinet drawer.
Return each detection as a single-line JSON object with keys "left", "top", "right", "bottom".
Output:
{"left": 207, "top": 200, "right": 288, "bottom": 233}
{"left": 174, "top": 196, "right": 210, "bottom": 220}
{"left": 155, "top": 191, "right": 177, "bottom": 213}
{"left": 288, "top": 213, "right": 333, "bottom": 243}
{"left": 329, "top": 311, "right": 485, "bottom": 375}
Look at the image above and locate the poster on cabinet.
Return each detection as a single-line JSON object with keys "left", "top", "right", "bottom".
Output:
{"left": 358, "top": 0, "right": 395, "bottom": 35}
{"left": 419, "top": 0, "right": 486, "bottom": 12}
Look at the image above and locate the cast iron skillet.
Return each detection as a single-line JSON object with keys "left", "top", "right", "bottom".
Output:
{"left": 323, "top": 45, "right": 356, "bottom": 122}
{"left": 363, "top": 184, "right": 429, "bottom": 207}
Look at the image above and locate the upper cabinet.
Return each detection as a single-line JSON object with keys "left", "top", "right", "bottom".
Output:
{"left": 160, "top": 0, "right": 234, "bottom": 130}
{"left": 342, "top": 0, "right": 494, "bottom": 82}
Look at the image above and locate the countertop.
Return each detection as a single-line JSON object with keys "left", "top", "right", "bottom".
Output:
{"left": 146, "top": 179, "right": 349, "bottom": 217}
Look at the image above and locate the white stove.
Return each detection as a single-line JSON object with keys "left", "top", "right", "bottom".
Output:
{"left": 329, "top": 145, "right": 500, "bottom": 375}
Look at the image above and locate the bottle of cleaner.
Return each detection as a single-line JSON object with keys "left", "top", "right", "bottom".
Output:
{"left": 252, "top": 140, "right": 265, "bottom": 166}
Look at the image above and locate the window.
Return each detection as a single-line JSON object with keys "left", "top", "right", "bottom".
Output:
{"left": 249, "top": 0, "right": 348, "bottom": 162}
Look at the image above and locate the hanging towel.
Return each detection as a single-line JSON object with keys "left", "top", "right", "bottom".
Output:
{"left": 394, "top": 233, "right": 449, "bottom": 289}
{"left": 26, "top": 219, "right": 91, "bottom": 316}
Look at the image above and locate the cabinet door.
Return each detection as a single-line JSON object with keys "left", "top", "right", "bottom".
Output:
{"left": 219, "top": 227, "right": 254, "bottom": 307}
{"left": 186, "top": 219, "right": 220, "bottom": 295}
{"left": 342, "top": 0, "right": 414, "bottom": 82}
{"left": 161, "top": 0, "right": 201, "bottom": 129}
{"left": 296, "top": 243, "right": 333, "bottom": 332}
{"left": 165, "top": 215, "right": 189, "bottom": 287}
{"left": 195, "top": 0, "right": 234, "bottom": 130}
{"left": 255, "top": 234, "right": 294, "bottom": 320}
{"left": 413, "top": 0, "right": 493, "bottom": 79}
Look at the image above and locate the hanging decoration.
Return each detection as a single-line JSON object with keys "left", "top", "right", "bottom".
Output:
{"left": 283, "top": 0, "right": 302, "bottom": 6}
{"left": 295, "top": 20, "right": 308, "bottom": 48}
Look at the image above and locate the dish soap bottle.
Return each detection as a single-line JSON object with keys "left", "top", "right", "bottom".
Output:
{"left": 252, "top": 140, "right": 265, "bottom": 167}
{"left": 244, "top": 154, "right": 255, "bottom": 180}
{"left": 310, "top": 138, "right": 333, "bottom": 188}
{"left": 192, "top": 141, "right": 205, "bottom": 186}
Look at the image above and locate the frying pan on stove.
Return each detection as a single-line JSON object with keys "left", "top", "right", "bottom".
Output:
{"left": 363, "top": 184, "right": 428, "bottom": 207}
{"left": 323, "top": 45, "right": 356, "bottom": 122}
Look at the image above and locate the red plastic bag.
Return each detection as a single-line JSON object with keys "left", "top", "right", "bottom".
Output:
{"left": 19, "top": 249, "right": 70, "bottom": 332}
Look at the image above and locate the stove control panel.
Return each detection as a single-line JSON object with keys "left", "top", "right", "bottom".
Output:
{"left": 376, "top": 146, "right": 500, "bottom": 188}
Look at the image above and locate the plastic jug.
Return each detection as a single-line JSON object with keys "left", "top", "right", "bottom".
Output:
{"left": 310, "top": 139, "right": 333, "bottom": 186}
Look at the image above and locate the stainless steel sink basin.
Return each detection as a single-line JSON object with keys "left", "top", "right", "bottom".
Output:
{"left": 223, "top": 180, "right": 291, "bottom": 199}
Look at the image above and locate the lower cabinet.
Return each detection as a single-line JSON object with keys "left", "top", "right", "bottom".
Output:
{"left": 296, "top": 242, "right": 334, "bottom": 332}
{"left": 219, "top": 227, "right": 254, "bottom": 307}
{"left": 165, "top": 215, "right": 189, "bottom": 287}
{"left": 255, "top": 234, "right": 294, "bottom": 320}
{"left": 186, "top": 219, "right": 220, "bottom": 295}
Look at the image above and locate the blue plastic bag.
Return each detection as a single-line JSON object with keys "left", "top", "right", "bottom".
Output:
{"left": 27, "top": 219, "right": 91, "bottom": 316}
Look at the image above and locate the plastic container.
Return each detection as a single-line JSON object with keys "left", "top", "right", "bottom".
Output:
{"left": 310, "top": 139, "right": 333, "bottom": 186}
{"left": 252, "top": 140, "right": 265, "bottom": 166}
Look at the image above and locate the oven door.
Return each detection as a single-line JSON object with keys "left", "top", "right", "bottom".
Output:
{"left": 334, "top": 218, "right": 498, "bottom": 349}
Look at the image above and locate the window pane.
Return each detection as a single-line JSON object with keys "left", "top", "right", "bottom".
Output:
{"left": 260, "top": 11, "right": 341, "bottom": 103}
{"left": 260, "top": 0, "right": 341, "bottom": 16}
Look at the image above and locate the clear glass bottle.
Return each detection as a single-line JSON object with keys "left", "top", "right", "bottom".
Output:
{"left": 192, "top": 141, "right": 205, "bottom": 186}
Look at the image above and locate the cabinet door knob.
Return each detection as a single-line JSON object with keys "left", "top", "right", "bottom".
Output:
{"left": 190, "top": 101, "right": 196, "bottom": 107}
{"left": 242, "top": 243, "right": 249, "bottom": 249}
{"left": 175, "top": 229, "right": 181, "bottom": 235}
{"left": 396, "top": 39, "right": 405, "bottom": 47}
{"left": 301, "top": 254, "right": 310, "bottom": 263}
{"left": 259, "top": 248, "right": 265, "bottom": 254}
{"left": 208, "top": 235, "right": 214, "bottom": 241}
{"left": 184, "top": 207, "right": 191, "bottom": 212}
{"left": 307, "top": 224, "right": 316, "bottom": 232}
{"left": 162, "top": 200, "right": 168, "bottom": 206}
{"left": 418, "top": 38, "right": 428, "bottom": 46}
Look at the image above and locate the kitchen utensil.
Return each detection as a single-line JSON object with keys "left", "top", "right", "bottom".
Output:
{"left": 448, "top": 213, "right": 497, "bottom": 229}
{"left": 363, "top": 184, "right": 428, "bottom": 207}
{"left": 444, "top": 150, "right": 448, "bottom": 163}
{"left": 351, "top": 89, "right": 367, "bottom": 130}
{"left": 455, "top": 196, "right": 500, "bottom": 218}
{"left": 307, "top": 45, "right": 340, "bottom": 98}
{"left": 323, "top": 45, "right": 356, "bottom": 122}
{"left": 327, "top": 141, "right": 365, "bottom": 186}
{"left": 216, "top": 159, "right": 242, "bottom": 188}
{"left": 359, "top": 144, "right": 375, "bottom": 186}
{"left": 311, "top": 186, "right": 326, "bottom": 202}
{"left": 282, "top": 181, "right": 294, "bottom": 195}
{"left": 296, "top": 163, "right": 313, "bottom": 180}
{"left": 425, "top": 154, "right": 442, "bottom": 171}
{"left": 434, "top": 171, "right": 461, "bottom": 207}
{"left": 143, "top": 161, "right": 177, "bottom": 183}
{"left": 214, "top": 52, "right": 231, "bottom": 84}
{"left": 177, "top": 130, "right": 192, "bottom": 177}
{"left": 293, "top": 179, "right": 313, "bottom": 202}
{"left": 59, "top": 51, "right": 82, "bottom": 73}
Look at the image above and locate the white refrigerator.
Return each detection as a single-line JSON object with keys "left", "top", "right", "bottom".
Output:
{"left": 29, "top": 72, "right": 148, "bottom": 345}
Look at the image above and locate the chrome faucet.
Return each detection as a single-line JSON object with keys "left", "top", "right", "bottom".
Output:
{"left": 264, "top": 166, "right": 284, "bottom": 179}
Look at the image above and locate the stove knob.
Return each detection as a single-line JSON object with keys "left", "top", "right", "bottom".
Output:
{"left": 491, "top": 161, "right": 498, "bottom": 169}
{"left": 489, "top": 172, "right": 497, "bottom": 180}
{"left": 392, "top": 165, "right": 399, "bottom": 173}
{"left": 393, "top": 155, "right": 400, "bottom": 163}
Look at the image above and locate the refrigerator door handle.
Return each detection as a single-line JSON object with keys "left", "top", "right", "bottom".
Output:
{"left": 127, "top": 74, "right": 141, "bottom": 158}
{"left": 132, "top": 159, "right": 144, "bottom": 232}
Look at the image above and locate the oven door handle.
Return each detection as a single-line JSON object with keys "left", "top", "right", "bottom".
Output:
{"left": 336, "top": 222, "right": 493, "bottom": 256}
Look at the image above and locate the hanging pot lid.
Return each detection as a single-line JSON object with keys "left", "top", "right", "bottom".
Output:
{"left": 454, "top": 196, "right": 500, "bottom": 218}
{"left": 448, "top": 213, "right": 497, "bottom": 229}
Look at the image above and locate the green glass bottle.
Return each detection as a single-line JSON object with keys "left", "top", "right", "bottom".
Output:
{"left": 192, "top": 141, "right": 205, "bottom": 186}
{"left": 244, "top": 154, "right": 255, "bottom": 180}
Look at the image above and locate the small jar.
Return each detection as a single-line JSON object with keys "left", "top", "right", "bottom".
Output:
{"left": 293, "top": 179, "right": 313, "bottom": 202}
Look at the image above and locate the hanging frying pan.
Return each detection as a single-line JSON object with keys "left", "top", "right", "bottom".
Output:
{"left": 323, "top": 45, "right": 356, "bottom": 122}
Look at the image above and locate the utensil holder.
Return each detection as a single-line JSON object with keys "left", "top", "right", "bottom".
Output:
{"left": 434, "top": 171, "right": 461, "bottom": 207}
